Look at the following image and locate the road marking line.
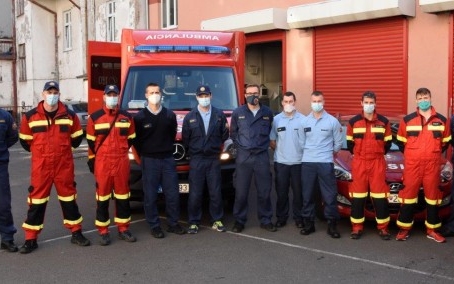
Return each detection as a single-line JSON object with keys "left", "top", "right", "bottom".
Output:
{"left": 37, "top": 219, "right": 454, "bottom": 282}
{"left": 227, "top": 232, "right": 454, "bottom": 282}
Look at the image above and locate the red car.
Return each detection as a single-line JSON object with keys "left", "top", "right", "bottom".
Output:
{"left": 331, "top": 115, "right": 452, "bottom": 221}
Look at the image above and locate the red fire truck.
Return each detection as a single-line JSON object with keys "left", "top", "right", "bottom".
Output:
{"left": 87, "top": 29, "right": 245, "bottom": 201}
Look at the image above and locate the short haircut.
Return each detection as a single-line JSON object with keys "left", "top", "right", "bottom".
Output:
{"left": 146, "top": 82, "right": 160, "bottom": 89}
{"left": 362, "top": 91, "right": 376, "bottom": 101}
{"left": 282, "top": 91, "right": 296, "bottom": 101}
{"left": 311, "top": 90, "right": 324, "bottom": 97}
{"left": 416, "top": 87, "right": 431, "bottom": 97}
{"left": 245, "top": 83, "right": 260, "bottom": 93}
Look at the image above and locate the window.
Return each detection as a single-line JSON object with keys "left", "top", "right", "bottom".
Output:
{"left": 107, "top": 1, "right": 116, "bottom": 42}
{"left": 18, "top": 44, "right": 26, "bottom": 81}
{"left": 90, "top": 56, "right": 121, "bottom": 91}
{"left": 161, "top": 0, "right": 178, "bottom": 29}
{"left": 16, "top": 0, "right": 24, "bottom": 16}
{"left": 63, "top": 11, "right": 72, "bottom": 50}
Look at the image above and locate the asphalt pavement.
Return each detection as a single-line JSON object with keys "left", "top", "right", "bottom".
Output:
{"left": 1, "top": 142, "right": 454, "bottom": 283}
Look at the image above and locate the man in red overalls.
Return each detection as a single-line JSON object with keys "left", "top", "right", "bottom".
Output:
{"left": 19, "top": 81, "right": 90, "bottom": 254}
{"left": 347, "top": 91, "right": 392, "bottom": 240}
{"left": 395, "top": 87, "right": 451, "bottom": 243}
{"left": 86, "top": 85, "right": 136, "bottom": 245}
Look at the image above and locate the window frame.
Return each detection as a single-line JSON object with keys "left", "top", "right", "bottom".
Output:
{"left": 63, "top": 10, "right": 72, "bottom": 51}
{"left": 16, "top": 0, "right": 24, "bottom": 16}
{"left": 161, "top": 0, "right": 178, "bottom": 29}
{"left": 18, "top": 44, "right": 26, "bottom": 81}
{"left": 107, "top": 1, "right": 116, "bottom": 42}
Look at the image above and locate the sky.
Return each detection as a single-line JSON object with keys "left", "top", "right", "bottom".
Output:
{"left": 0, "top": 0, "right": 13, "bottom": 38}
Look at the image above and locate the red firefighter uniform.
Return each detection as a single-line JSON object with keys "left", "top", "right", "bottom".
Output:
{"left": 19, "top": 101, "right": 85, "bottom": 240}
{"left": 86, "top": 106, "right": 136, "bottom": 235}
{"left": 396, "top": 107, "right": 450, "bottom": 230}
{"left": 346, "top": 113, "right": 392, "bottom": 233}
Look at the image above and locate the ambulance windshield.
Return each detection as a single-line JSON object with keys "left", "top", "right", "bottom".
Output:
{"left": 121, "top": 66, "right": 238, "bottom": 111}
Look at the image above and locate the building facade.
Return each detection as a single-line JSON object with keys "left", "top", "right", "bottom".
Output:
{"left": 148, "top": 0, "right": 454, "bottom": 116}
{"left": 6, "top": 0, "right": 454, "bottom": 117}
{"left": 10, "top": 0, "right": 147, "bottom": 118}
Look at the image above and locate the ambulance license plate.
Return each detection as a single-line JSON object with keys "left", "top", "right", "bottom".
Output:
{"left": 179, "top": 183, "right": 189, "bottom": 193}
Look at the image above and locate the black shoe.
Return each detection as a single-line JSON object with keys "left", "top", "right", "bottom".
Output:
{"left": 300, "top": 220, "right": 315, "bottom": 235}
{"left": 167, "top": 224, "right": 186, "bottom": 235}
{"left": 439, "top": 227, "right": 454, "bottom": 237}
{"left": 378, "top": 229, "right": 391, "bottom": 241}
{"left": 261, "top": 223, "right": 277, "bottom": 232}
{"left": 151, "top": 226, "right": 165, "bottom": 239}
{"left": 350, "top": 231, "right": 362, "bottom": 240}
{"left": 1, "top": 240, "right": 18, "bottom": 252}
{"left": 99, "top": 233, "right": 111, "bottom": 246}
{"left": 19, "top": 239, "right": 38, "bottom": 254}
{"left": 118, "top": 230, "right": 137, "bottom": 242}
{"left": 71, "top": 230, "right": 91, "bottom": 246}
{"left": 275, "top": 220, "right": 287, "bottom": 228}
{"left": 232, "top": 222, "right": 244, "bottom": 233}
{"left": 295, "top": 220, "right": 304, "bottom": 228}
{"left": 327, "top": 220, "right": 341, "bottom": 238}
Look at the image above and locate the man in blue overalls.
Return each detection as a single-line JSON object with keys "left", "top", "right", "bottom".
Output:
{"left": 230, "top": 83, "right": 275, "bottom": 233}
{"left": 183, "top": 85, "right": 229, "bottom": 234}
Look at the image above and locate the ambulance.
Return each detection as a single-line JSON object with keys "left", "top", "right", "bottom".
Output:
{"left": 87, "top": 29, "right": 245, "bottom": 201}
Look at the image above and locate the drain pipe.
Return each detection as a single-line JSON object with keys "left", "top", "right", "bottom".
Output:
{"left": 10, "top": 0, "right": 18, "bottom": 120}
{"left": 28, "top": 1, "right": 58, "bottom": 81}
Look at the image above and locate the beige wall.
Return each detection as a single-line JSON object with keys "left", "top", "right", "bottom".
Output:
{"left": 148, "top": 0, "right": 454, "bottom": 116}
{"left": 408, "top": 8, "right": 451, "bottom": 116}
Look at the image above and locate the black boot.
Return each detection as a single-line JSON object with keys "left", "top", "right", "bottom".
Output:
{"left": 300, "top": 219, "right": 315, "bottom": 235}
{"left": 327, "top": 219, "right": 340, "bottom": 238}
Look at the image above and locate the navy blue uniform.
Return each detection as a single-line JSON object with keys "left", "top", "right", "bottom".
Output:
{"left": 182, "top": 106, "right": 229, "bottom": 225}
{"left": 230, "top": 104, "right": 273, "bottom": 226}
{"left": 0, "top": 109, "right": 18, "bottom": 242}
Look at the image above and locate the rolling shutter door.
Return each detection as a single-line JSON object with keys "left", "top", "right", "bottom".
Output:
{"left": 314, "top": 17, "right": 407, "bottom": 115}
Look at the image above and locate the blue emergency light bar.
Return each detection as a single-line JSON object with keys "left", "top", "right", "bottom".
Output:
{"left": 134, "top": 45, "right": 230, "bottom": 54}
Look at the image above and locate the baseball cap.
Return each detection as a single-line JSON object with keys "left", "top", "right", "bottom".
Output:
{"left": 43, "top": 81, "right": 60, "bottom": 91}
{"left": 104, "top": 85, "right": 120, "bottom": 94}
{"left": 196, "top": 85, "right": 211, "bottom": 96}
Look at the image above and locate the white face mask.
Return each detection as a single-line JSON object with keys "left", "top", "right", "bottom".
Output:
{"left": 147, "top": 94, "right": 161, "bottom": 105}
{"left": 363, "top": 104, "right": 375, "bottom": 114}
{"left": 45, "top": 94, "right": 59, "bottom": 106}
{"left": 283, "top": 104, "right": 295, "bottom": 113}
{"left": 105, "top": 96, "right": 118, "bottom": 108}
{"left": 311, "top": 102, "right": 323, "bottom": 113}
{"left": 198, "top": 97, "right": 210, "bottom": 107}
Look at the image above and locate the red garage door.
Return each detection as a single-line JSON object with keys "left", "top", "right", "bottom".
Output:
{"left": 314, "top": 17, "right": 408, "bottom": 115}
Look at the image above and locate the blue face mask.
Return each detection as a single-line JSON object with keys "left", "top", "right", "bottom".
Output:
{"left": 197, "top": 97, "right": 210, "bottom": 107}
{"left": 418, "top": 100, "right": 431, "bottom": 111}
{"left": 311, "top": 102, "right": 323, "bottom": 113}
{"left": 105, "top": 96, "right": 118, "bottom": 108}
{"left": 45, "top": 94, "right": 59, "bottom": 106}
{"left": 363, "top": 104, "right": 375, "bottom": 114}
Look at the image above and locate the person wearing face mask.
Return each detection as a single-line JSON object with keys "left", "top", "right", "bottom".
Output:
{"left": 346, "top": 91, "right": 392, "bottom": 240}
{"left": 182, "top": 86, "right": 229, "bottom": 234}
{"left": 133, "top": 82, "right": 186, "bottom": 238}
{"left": 269, "top": 92, "right": 305, "bottom": 229}
{"left": 230, "top": 83, "right": 275, "bottom": 233}
{"left": 86, "top": 85, "right": 137, "bottom": 245}
{"left": 300, "top": 90, "right": 343, "bottom": 238}
{"left": 18, "top": 81, "right": 90, "bottom": 253}
{"left": 395, "top": 87, "right": 451, "bottom": 243}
